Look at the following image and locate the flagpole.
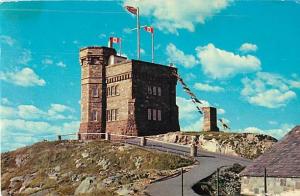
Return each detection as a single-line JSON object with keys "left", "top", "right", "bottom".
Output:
{"left": 152, "top": 30, "right": 154, "bottom": 63}
{"left": 119, "top": 39, "right": 122, "bottom": 56}
{"left": 137, "top": 7, "right": 140, "bottom": 60}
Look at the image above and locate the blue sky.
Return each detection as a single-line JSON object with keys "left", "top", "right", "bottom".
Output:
{"left": 1, "top": 0, "right": 300, "bottom": 152}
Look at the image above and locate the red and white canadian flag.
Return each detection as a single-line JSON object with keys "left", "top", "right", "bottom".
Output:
{"left": 110, "top": 37, "right": 121, "bottom": 43}
{"left": 144, "top": 26, "right": 154, "bottom": 33}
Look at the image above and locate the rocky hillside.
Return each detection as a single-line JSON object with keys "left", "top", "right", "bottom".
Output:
{"left": 149, "top": 131, "right": 277, "bottom": 159}
{"left": 1, "top": 140, "right": 194, "bottom": 196}
{"left": 192, "top": 163, "right": 245, "bottom": 195}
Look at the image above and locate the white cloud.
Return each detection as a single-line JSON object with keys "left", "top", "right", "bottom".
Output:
{"left": 181, "top": 119, "right": 203, "bottom": 132}
{"left": 194, "top": 82, "right": 224, "bottom": 92}
{"left": 0, "top": 35, "right": 15, "bottom": 46}
{"left": 241, "top": 72, "right": 299, "bottom": 108}
{"left": 140, "top": 48, "right": 146, "bottom": 55}
{"left": 123, "top": 0, "right": 232, "bottom": 34}
{"left": 239, "top": 43, "right": 258, "bottom": 53}
{"left": 268, "top": 120, "right": 278, "bottom": 125}
{"left": 18, "top": 105, "right": 46, "bottom": 119}
{"left": 176, "top": 96, "right": 210, "bottom": 120}
{"left": 98, "top": 33, "right": 106, "bottom": 39}
{"left": 1, "top": 118, "right": 80, "bottom": 152}
{"left": 0, "top": 67, "right": 46, "bottom": 87}
{"left": 1, "top": 98, "right": 11, "bottom": 105}
{"left": 176, "top": 96, "right": 199, "bottom": 121}
{"left": 18, "top": 49, "right": 32, "bottom": 65}
{"left": 56, "top": 61, "right": 67, "bottom": 68}
{"left": 217, "top": 108, "right": 226, "bottom": 115}
{"left": 0, "top": 103, "right": 75, "bottom": 121}
{"left": 47, "top": 104, "right": 74, "bottom": 120}
{"left": 196, "top": 43, "right": 261, "bottom": 79}
{"left": 231, "top": 123, "right": 295, "bottom": 139}
{"left": 166, "top": 43, "right": 198, "bottom": 68}
{"left": 0, "top": 105, "right": 16, "bottom": 118}
{"left": 184, "top": 73, "right": 197, "bottom": 81}
{"left": 42, "top": 58, "right": 53, "bottom": 65}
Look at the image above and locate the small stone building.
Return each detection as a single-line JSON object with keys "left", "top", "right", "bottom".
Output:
{"left": 78, "top": 46, "right": 180, "bottom": 139}
{"left": 240, "top": 126, "right": 300, "bottom": 195}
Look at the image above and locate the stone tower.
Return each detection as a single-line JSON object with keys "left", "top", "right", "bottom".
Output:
{"left": 78, "top": 45, "right": 180, "bottom": 140}
{"left": 203, "top": 107, "right": 219, "bottom": 132}
{"left": 79, "top": 46, "right": 116, "bottom": 140}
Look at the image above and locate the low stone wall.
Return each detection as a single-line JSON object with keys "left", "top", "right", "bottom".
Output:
{"left": 241, "top": 176, "right": 300, "bottom": 195}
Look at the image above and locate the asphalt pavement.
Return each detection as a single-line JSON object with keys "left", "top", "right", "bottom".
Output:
{"left": 124, "top": 138, "right": 252, "bottom": 196}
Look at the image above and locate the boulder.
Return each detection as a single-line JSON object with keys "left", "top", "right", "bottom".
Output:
{"left": 74, "top": 176, "right": 96, "bottom": 195}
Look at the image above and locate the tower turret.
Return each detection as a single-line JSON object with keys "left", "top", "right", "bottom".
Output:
{"left": 78, "top": 46, "right": 116, "bottom": 140}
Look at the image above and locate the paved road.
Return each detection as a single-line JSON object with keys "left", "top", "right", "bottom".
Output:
{"left": 124, "top": 138, "right": 252, "bottom": 196}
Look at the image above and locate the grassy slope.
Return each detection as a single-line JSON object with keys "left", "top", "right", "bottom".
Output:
{"left": 1, "top": 140, "right": 194, "bottom": 195}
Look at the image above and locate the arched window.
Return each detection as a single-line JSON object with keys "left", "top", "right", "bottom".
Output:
{"left": 111, "top": 86, "right": 115, "bottom": 96}
{"left": 115, "top": 85, "right": 119, "bottom": 95}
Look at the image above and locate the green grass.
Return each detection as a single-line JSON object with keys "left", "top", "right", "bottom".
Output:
{"left": 1, "top": 140, "right": 194, "bottom": 194}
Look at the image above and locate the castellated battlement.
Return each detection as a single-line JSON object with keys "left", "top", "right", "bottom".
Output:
{"left": 78, "top": 46, "right": 180, "bottom": 140}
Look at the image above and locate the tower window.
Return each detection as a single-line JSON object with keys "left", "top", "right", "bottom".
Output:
{"left": 114, "top": 109, "right": 119, "bottom": 121}
{"left": 147, "top": 109, "right": 162, "bottom": 121}
{"left": 107, "top": 110, "right": 111, "bottom": 121}
{"left": 147, "top": 86, "right": 152, "bottom": 95}
{"left": 157, "top": 110, "right": 162, "bottom": 121}
{"left": 106, "top": 109, "right": 119, "bottom": 121}
{"left": 91, "top": 110, "right": 97, "bottom": 121}
{"left": 148, "top": 109, "right": 152, "bottom": 120}
{"left": 157, "top": 87, "right": 161, "bottom": 96}
{"left": 152, "top": 109, "right": 157, "bottom": 120}
{"left": 153, "top": 86, "right": 157, "bottom": 95}
{"left": 115, "top": 85, "right": 119, "bottom": 95}
{"left": 92, "top": 87, "right": 98, "bottom": 97}
{"left": 111, "top": 86, "right": 115, "bottom": 96}
{"left": 111, "top": 109, "right": 115, "bottom": 121}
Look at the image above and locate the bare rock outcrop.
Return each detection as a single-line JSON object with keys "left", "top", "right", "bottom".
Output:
{"left": 150, "top": 131, "right": 277, "bottom": 159}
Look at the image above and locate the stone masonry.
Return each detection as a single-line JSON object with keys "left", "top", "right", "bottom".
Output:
{"left": 203, "top": 107, "right": 219, "bottom": 132}
{"left": 79, "top": 46, "right": 180, "bottom": 139}
{"left": 241, "top": 176, "right": 300, "bottom": 195}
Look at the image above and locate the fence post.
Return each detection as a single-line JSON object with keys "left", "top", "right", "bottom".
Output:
{"left": 57, "top": 135, "right": 61, "bottom": 141}
{"left": 105, "top": 133, "right": 110, "bottom": 141}
{"left": 190, "top": 143, "right": 197, "bottom": 157}
{"left": 264, "top": 167, "right": 267, "bottom": 196}
{"left": 217, "top": 167, "right": 220, "bottom": 196}
{"left": 140, "top": 137, "right": 146, "bottom": 146}
{"left": 181, "top": 167, "right": 184, "bottom": 196}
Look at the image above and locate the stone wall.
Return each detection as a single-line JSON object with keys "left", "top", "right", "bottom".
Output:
{"left": 106, "top": 61, "right": 137, "bottom": 135}
{"left": 241, "top": 176, "right": 300, "bottom": 195}
{"left": 202, "top": 107, "right": 219, "bottom": 132}
{"left": 132, "top": 60, "right": 180, "bottom": 136}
